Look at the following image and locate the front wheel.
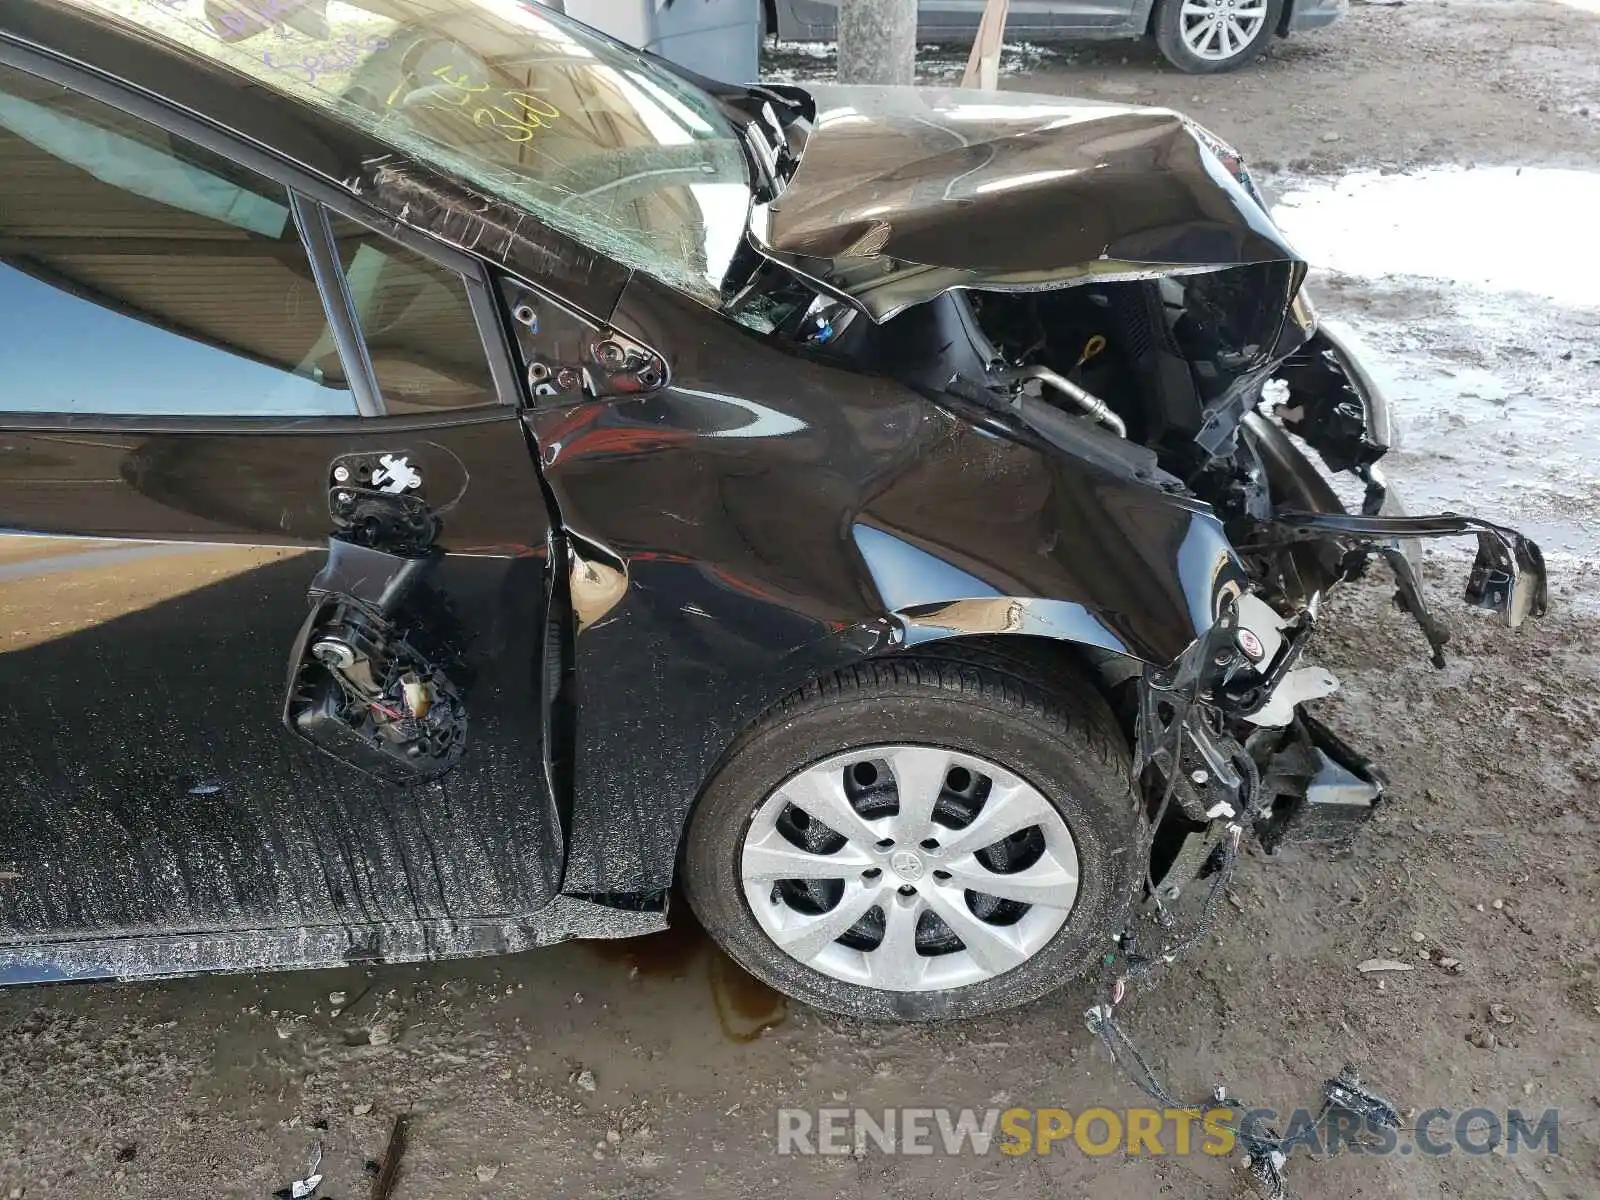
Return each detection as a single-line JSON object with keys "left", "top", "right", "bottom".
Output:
{"left": 680, "top": 651, "right": 1140, "bottom": 1021}
{"left": 1154, "top": 0, "right": 1285, "bottom": 73}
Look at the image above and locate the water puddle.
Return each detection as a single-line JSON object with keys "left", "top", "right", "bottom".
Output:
{"left": 1271, "top": 166, "right": 1600, "bottom": 308}
{"left": 1264, "top": 166, "right": 1600, "bottom": 561}
{"left": 588, "top": 902, "right": 789, "bottom": 1043}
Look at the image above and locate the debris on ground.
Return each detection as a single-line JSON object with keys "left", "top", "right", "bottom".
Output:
{"left": 366, "top": 1011, "right": 403, "bottom": 1047}
{"left": 272, "top": 1143, "right": 323, "bottom": 1200}
{"left": 474, "top": 1164, "right": 499, "bottom": 1182}
{"left": 1357, "top": 959, "right": 1415, "bottom": 973}
{"left": 1426, "top": 949, "right": 1464, "bottom": 973}
{"left": 369, "top": 1115, "right": 408, "bottom": 1200}
{"left": 353, "top": 1102, "right": 374, "bottom": 1117}
{"left": 570, "top": 1068, "right": 596, "bottom": 1093}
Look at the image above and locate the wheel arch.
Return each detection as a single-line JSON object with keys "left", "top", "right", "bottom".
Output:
{"left": 667, "top": 620, "right": 1143, "bottom": 881}
{"left": 1141, "top": 0, "right": 1291, "bottom": 39}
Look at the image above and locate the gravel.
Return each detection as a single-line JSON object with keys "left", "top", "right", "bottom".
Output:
{"left": 4, "top": 3, "right": 1600, "bottom": 1198}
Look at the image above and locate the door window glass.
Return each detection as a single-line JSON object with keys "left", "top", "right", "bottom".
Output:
{"left": 328, "top": 215, "right": 499, "bottom": 412}
{"left": 0, "top": 63, "right": 354, "bottom": 417}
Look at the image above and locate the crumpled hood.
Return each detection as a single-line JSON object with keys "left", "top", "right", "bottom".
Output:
{"left": 751, "top": 84, "right": 1304, "bottom": 321}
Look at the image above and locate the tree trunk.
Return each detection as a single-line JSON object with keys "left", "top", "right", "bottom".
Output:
{"left": 837, "top": 0, "right": 917, "bottom": 85}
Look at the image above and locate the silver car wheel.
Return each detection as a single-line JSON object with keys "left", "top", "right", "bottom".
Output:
{"left": 1179, "top": 0, "right": 1269, "bottom": 61}
{"left": 739, "top": 745, "right": 1081, "bottom": 992}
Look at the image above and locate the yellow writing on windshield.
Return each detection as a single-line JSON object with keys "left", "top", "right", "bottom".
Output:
{"left": 389, "top": 64, "right": 561, "bottom": 144}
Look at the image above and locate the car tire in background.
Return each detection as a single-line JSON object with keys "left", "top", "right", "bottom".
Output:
{"left": 1154, "top": 0, "right": 1285, "bottom": 73}
{"left": 680, "top": 647, "right": 1140, "bottom": 1021}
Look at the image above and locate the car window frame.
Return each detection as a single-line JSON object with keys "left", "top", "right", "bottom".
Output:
{"left": 0, "top": 33, "right": 527, "bottom": 432}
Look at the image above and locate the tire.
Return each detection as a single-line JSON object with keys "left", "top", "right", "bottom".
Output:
{"left": 680, "top": 649, "right": 1140, "bottom": 1021}
{"left": 1154, "top": 0, "right": 1285, "bottom": 74}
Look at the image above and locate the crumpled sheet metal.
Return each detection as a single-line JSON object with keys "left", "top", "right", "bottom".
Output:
{"left": 752, "top": 84, "right": 1304, "bottom": 321}
{"left": 356, "top": 154, "right": 630, "bottom": 322}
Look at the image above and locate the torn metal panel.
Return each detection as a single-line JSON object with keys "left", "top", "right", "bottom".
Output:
{"left": 1262, "top": 509, "right": 1550, "bottom": 638}
{"left": 1250, "top": 715, "right": 1387, "bottom": 853}
{"left": 1276, "top": 320, "right": 1394, "bottom": 478}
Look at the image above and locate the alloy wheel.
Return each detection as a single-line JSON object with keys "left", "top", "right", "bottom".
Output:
{"left": 739, "top": 745, "right": 1081, "bottom": 992}
{"left": 1178, "top": 0, "right": 1269, "bottom": 62}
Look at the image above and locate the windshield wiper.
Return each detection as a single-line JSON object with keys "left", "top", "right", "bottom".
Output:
{"left": 737, "top": 121, "right": 780, "bottom": 201}
{"left": 745, "top": 89, "right": 807, "bottom": 187}
{"left": 711, "top": 84, "right": 809, "bottom": 199}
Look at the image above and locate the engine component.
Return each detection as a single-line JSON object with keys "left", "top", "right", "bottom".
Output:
{"left": 1003, "top": 364, "right": 1128, "bottom": 438}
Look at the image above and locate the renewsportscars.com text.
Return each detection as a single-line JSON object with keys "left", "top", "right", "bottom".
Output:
{"left": 775, "top": 1106, "right": 1559, "bottom": 1158}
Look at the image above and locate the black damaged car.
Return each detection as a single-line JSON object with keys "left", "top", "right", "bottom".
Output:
{"left": 0, "top": 0, "right": 1546, "bottom": 1019}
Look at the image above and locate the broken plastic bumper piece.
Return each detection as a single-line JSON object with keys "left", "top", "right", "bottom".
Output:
{"left": 1251, "top": 715, "right": 1385, "bottom": 852}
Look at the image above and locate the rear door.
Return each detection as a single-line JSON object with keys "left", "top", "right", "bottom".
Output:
{"left": 0, "top": 57, "right": 565, "bottom": 981}
{"left": 776, "top": 0, "right": 1138, "bottom": 39}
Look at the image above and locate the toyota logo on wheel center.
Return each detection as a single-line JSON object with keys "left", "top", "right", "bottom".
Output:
{"left": 889, "top": 850, "right": 926, "bottom": 883}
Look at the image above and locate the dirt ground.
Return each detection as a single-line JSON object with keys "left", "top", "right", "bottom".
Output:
{"left": 4, "top": 2, "right": 1600, "bottom": 1198}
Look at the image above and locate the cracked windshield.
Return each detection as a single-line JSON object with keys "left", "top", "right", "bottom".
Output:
{"left": 72, "top": 0, "right": 753, "bottom": 302}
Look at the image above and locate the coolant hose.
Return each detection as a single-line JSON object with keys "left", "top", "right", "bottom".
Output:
{"left": 1009, "top": 365, "right": 1128, "bottom": 439}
